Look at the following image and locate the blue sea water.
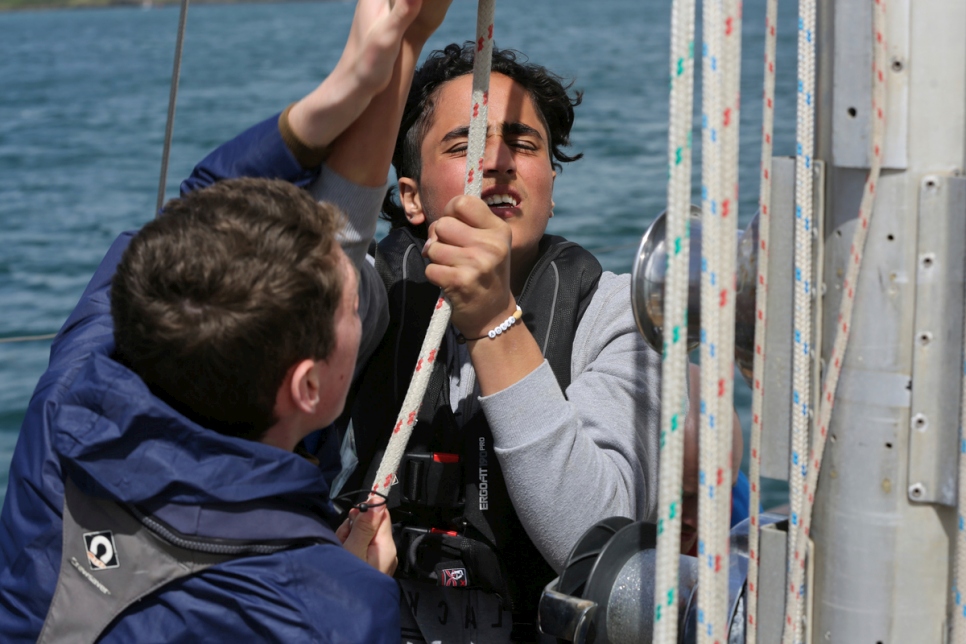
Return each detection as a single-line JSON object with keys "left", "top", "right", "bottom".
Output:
{"left": 0, "top": 0, "right": 801, "bottom": 506}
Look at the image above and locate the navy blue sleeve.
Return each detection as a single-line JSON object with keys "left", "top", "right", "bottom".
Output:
{"left": 48, "top": 232, "right": 137, "bottom": 370}
{"left": 180, "top": 113, "right": 321, "bottom": 196}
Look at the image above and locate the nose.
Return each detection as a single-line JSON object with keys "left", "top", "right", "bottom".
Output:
{"left": 483, "top": 134, "right": 516, "bottom": 176}
{"left": 681, "top": 494, "right": 699, "bottom": 529}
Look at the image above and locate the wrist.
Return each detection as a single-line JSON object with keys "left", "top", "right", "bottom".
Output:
{"left": 278, "top": 103, "right": 330, "bottom": 169}
{"left": 402, "top": 31, "right": 430, "bottom": 52}
{"left": 288, "top": 65, "right": 372, "bottom": 150}
{"left": 457, "top": 303, "right": 523, "bottom": 344}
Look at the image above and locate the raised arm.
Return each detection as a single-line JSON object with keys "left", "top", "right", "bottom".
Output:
{"left": 304, "top": 0, "right": 453, "bottom": 268}
{"left": 182, "top": 0, "right": 439, "bottom": 197}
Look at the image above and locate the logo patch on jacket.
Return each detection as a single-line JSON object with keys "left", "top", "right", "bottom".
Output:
{"left": 84, "top": 531, "right": 119, "bottom": 570}
{"left": 440, "top": 567, "right": 468, "bottom": 587}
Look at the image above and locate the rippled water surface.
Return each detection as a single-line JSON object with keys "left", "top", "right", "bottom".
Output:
{"left": 0, "top": 0, "right": 802, "bottom": 505}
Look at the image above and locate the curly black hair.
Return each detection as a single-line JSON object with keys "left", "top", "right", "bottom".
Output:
{"left": 382, "top": 42, "right": 583, "bottom": 229}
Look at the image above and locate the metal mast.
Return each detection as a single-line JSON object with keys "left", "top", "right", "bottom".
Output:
{"left": 810, "top": 0, "right": 965, "bottom": 641}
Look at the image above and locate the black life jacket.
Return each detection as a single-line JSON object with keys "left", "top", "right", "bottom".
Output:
{"left": 347, "top": 226, "right": 602, "bottom": 625}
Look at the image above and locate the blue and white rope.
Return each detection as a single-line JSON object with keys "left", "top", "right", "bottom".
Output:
{"left": 782, "top": 0, "right": 816, "bottom": 640}
{"left": 785, "top": 2, "right": 888, "bottom": 642}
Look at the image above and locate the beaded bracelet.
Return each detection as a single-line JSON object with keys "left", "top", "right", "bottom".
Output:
{"left": 456, "top": 305, "right": 523, "bottom": 344}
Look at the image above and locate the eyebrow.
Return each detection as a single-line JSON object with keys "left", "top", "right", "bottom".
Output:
{"left": 439, "top": 122, "right": 546, "bottom": 144}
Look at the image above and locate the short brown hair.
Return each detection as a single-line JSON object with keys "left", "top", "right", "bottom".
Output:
{"left": 112, "top": 178, "right": 344, "bottom": 441}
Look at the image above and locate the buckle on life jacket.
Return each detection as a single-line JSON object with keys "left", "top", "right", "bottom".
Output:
{"left": 398, "top": 526, "right": 512, "bottom": 605}
{"left": 398, "top": 526, "right": 463, "bottom": 580}
{"left": 399, "top": 452, "right": 463, "bottom": 509}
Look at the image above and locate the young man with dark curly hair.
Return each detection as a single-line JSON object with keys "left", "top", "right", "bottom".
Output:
{"left": 341, "top": 42, "right": 666, "bottom": 642}
{"left": 347, "top": 42, "right": 745, "bottom": 642}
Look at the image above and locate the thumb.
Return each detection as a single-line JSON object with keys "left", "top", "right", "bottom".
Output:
{"left": 342, "top": 506, "right": 382, "bottom": 562}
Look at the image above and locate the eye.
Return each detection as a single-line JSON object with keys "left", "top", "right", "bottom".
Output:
{"left": 509, "top": 139, "right": 538, "bottom": 151}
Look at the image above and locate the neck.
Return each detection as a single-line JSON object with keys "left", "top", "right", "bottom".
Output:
{"left": 510, "top": 244, "right": 541, "bottom": 295}
{"left": 260, "top": 415, "right": 303, "bottom": 452}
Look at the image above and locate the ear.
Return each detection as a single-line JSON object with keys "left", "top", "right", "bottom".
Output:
{"left": 289, "top": 359, "right": 322, "bottom": 414}
{"left": 398, "top": 177, "right": 426, "bottom": 226}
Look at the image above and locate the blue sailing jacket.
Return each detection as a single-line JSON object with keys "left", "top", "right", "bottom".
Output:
{"left": 0, "top": 116, "right": 399, "bottom": 643}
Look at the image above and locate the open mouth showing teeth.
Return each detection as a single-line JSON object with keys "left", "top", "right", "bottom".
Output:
{"left": 484, "top": 194, "right": 518, "bottom": 208}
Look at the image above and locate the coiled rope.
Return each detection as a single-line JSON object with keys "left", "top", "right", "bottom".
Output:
{"left": 784, "top": 2, "right": 887, "bottom": 642}
{"left": 650, "top": 0, "right": 696, "bottom": 639}
{"left": 371, "top": 0, "right": 496, "bottom": 497}
{"left": 745, "top": 0, "right": 778, "bottom": 641}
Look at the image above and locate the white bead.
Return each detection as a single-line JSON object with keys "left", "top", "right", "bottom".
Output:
{"left": 478, "top": 306, "right": 524, "bottom": 341}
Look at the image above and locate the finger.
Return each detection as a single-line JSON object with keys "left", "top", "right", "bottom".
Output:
{"left": 365, "top": 506, "right": 398, "bottom": 574}
{"left": 443, "top": 194, "right": 505, "bottom": 230}
{"left": 424, "top": 262, "right": 469, "bottom": 293}
{"left": 423, "top": 265, "right": 500, "bottom": 307}
{"left": 432, "top": 217, "right": 510, "bottom": 259}
{"left": 431, "top": 215, "right": 475, "bottom": 246}
{"left": 335, "top": 518, "right": 351, "bottom": 544}
{"left": 424, "top": 241, "right": 504, "bottom": 288}
{"left": 342, "top": 507, "right": 379, "bottom": 562}
{"left": 421, "top": 221, "right": 440, "bottom": 258}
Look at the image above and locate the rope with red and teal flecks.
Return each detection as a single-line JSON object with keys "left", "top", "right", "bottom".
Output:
{"left": 783, "top": 1, "right": 887, "bottom": 642}
{"left": 650, "top": 0, "right": 696, "bottom": 640}
{"left": 697, "top": 0, "right": 736, "bottom": 639}
{"left": 745, "top": 0, "right": 778, "bottom": 641}
{"left": 371, "top": 0, "right": 496, "bottom": 499}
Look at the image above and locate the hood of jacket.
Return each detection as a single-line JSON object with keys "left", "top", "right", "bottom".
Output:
{"left": 51, "top": 350, "right": 339, "bottom": 535}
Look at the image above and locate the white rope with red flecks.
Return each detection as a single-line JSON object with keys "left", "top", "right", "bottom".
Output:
{"left": 716, "top": 0, "right": 742, "bottom": 630}
{"left": 650, "top": 0, "right": 696, "bottom": 639}
{"left": 782, "top": 2, "right": 887, "bottom": 642}
{"left": 745, "top": 0, "right": 778, "bottom": 641}
{"left": 371, "top": 0, "right": 495, "bottom": 498}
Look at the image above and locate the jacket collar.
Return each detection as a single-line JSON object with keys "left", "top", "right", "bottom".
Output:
{"left": 51, "top": 352, "right": 333, "bottom": 516}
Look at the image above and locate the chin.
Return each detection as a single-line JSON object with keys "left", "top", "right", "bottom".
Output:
{"left": 681, "top": 535, "right": 698, "bottom": 555}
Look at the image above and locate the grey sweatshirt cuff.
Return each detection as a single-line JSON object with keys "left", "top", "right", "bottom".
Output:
{"left": 478, "top": 361, "right": 565, "bottom": 449}
{"left": 304, "top": 166, "right": 390, "bottom": 368}
{"left": 306, "top": 166, "right": 388, "bottom": 268}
